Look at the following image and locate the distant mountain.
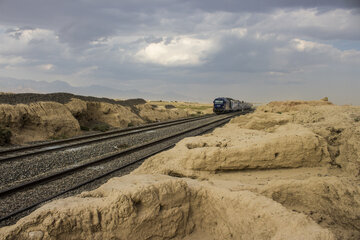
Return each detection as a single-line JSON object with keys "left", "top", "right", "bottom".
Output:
{"left": 0, "top": 77, "right": 188, "bottom": 101}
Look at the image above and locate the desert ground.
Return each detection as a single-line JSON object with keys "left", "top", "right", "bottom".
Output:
{"left": 0, "top": 99, "right": 359, "bottom": 240}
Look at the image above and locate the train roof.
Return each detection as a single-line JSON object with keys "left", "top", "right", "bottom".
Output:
{"left": 214, "top": 97, "right": 237, "bottom": 101}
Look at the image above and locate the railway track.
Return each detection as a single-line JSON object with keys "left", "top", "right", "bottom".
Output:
{"left": 0, "top": 112, "right": 245, "bottom": 226}
{"left": 0, "top": 114, "right": 214, "bottom": 162}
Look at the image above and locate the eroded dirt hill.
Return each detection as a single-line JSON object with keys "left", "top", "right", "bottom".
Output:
{"left": 0, "top": 93, "right": 196, "bottom": 145}
{"left": 134, "top": 99, "right": 360, "bottom": 239}
{"left": 1, "top": 99, "right": 359, "bottom": 239}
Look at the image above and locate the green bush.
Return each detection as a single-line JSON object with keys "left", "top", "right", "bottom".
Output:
{"left": 164, "top": 104, "right": 176, "bottom": 109}
{"left": 0, "top": 127, "right": 12, "bottom": 145}
{"left": 50, "top": 134, "right": 68, "bottom": 140}
{"left": 92, "top": 123, "right": 110, "bottom": 132}
{"left": 80, "top": 125, "right": 90, "bottom": 131}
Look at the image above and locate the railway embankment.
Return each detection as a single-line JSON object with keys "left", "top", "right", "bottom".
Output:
{"left": 1, "top": 99, "right": 359, "bottom": 239}
{"left": 0, "top": 93, "right": 211, "bottom": 145}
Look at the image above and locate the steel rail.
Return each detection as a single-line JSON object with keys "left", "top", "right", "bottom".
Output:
{"left": 0, "top": 114, "right": 214, "bottom": 155}
{"left": 0, "top": 114, "right": 215, "bottom": 162}
{"left": 0, "top": 113, "right": 238, "bottom": 224}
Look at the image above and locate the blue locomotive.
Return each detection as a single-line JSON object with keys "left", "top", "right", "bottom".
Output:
{"left": 213, "top": 97, "right": 252, "bottom": 114}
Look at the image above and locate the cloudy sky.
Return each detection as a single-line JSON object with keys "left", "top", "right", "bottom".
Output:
{"left": 0, "top": 0, "right": 359, "bottom": 104}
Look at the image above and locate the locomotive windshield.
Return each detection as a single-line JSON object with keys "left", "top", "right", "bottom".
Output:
{"left": 214, "top": 100, "right": 223, "bottom": 104}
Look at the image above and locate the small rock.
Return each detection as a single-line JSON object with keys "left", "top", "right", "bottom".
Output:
{"left": 28, "top": 230, "right": 44, "bottom": 240}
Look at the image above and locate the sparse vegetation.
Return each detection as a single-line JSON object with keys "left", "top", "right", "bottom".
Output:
{"left": 0, "top": 127, "right": 12, "bottom": 145}
{"left": 92, "top": 122, "right": 110, "bottom": 132}
{"left": 127, "top": 122, "right": 135, "bottom": 127}
{"left": 321, "top": 97, "right": 329, "bottom": 101}
{"left": 50, "top": 134, "right": 68, "bottom": 140}
{"left": 164, "top": 104, "right": 176, "bottom": 109}
{"left": 80, "top": 125, "right": 90, "bottom": 131}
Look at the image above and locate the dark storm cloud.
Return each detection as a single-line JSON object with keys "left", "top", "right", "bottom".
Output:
{"left": 0, "top": 0, "right": 166, "bottom": 46}
{"left": 0, "top": 0, "right": 359, "bottom": 46}
{"left": 183, "top": 0, "right": 360, "bottom": 12}
{"left": 0, "top": 0, "right": 359, "bottom": 104}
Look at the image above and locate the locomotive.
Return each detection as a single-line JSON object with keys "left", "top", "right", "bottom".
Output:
{"left": 213, "top": 97, "right": 252, "bottom": 114}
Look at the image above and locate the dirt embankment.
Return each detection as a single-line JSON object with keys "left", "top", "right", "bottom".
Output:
{"left": 1, "top": 99, "right": 359, "bottom": 239}
{"left": 0, "top": 93, "right": 193, "bottom": 145}
{"left": 133, "top": 99, "right": 360, "bottom": 239}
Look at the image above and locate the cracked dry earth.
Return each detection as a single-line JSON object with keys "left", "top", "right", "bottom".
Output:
{"left": 1, "top": 100, "right": 360, "bottom": 240}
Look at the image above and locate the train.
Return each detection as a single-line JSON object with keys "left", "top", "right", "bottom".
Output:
{"left": 213, "top": 97, "right": 252, "bottom": 114}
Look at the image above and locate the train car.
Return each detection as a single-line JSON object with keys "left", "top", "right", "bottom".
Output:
{"left": 238, "top": 101, "right": 253, "bottom": 111}
{"left": 213, "top": 97, "right": 231, "bottom": 114}
{"left": 213, "top": 97, "right": 252, "bottom": 114}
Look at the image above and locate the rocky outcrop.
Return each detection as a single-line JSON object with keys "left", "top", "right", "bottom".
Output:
{"left": 230, "top": 112, "right": 292, "bottom": 130}
{"left": 135, "top": 123, "right": 330, "bottom": 175}
{"left": 0, "top": 174, "right": 334, "bottom": 240}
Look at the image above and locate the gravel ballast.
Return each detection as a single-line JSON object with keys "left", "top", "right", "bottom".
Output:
{"left": 0, "top": 116, "right": 232, "bottom": 227}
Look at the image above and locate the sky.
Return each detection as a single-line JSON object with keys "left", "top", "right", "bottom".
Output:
{"left": 0, "top": 0, "right": 359, "bottom": 104}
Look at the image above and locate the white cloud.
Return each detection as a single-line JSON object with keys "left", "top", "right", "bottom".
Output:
{"left": 0, "top": 55, "right": 26, "bottom": 65}
{"left": 340, "top": 50, "right": 360, "bottom": 64}
{"left": 0, "top": 27, "right": 58, "bottom": 54}
{"left": 289, "top": 38, "right": 360, "bottom": 64}
{"left": 251, "top": 8, "right": 360, "bottom": 40}
{"left": 75, "top": 66, "right": 99, "bottom": 76}
{"left": 229, "top": 28, "right": 248, "bottom": 39}
{"left": 291, "top": 38, "right": 329, "bottom": 52}
{"left": 135, "top": 36, "right": 217, "bottom": 66}
{"left": 37, "top": 64, "right": 55, "bottom": 71}
{"left": 267, "top": 71, "right": 286, "bottom": 76}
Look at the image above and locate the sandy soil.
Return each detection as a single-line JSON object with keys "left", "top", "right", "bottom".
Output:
{"left": 1, "top": 99, "right": 359, "bottom": 240}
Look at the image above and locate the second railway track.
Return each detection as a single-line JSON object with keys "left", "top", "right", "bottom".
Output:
{"left": 0, "top": 114, "right": 214, "bottom": 162}
{"left": 0, "top": 111, "right": 247, "bottom": 227}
